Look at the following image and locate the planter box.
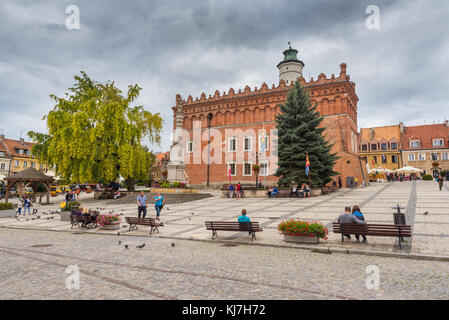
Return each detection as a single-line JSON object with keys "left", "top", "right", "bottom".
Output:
{"left": 150, "top": 187, "right": 198, "bottom": 194}
{"left": 99, "top": 222, "right": 120, "bottom": 230}
{"left": 283, "top": 234, "right": 319, "bottom": 244}
{"left": 60, "top": 210, "right": 71, "bottom": 222}
{"left": 0, "top": 209, "right": 17, "bottom": 218}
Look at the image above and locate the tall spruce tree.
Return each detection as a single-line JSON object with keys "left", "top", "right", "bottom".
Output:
{"left": 275, "top": 80, "right": 338, "bottom": 187}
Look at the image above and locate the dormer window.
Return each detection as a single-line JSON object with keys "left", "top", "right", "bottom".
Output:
{"left": 410, "top": 140, "right": 421, "bottom": 148}
{"left": 381, "top": 143, "right": 388, "bottom": 150}
{"left": 433, "top": 139, "right": 444, "bottom": 147}
{"left": 18, "top": 149, "right": 24, "bottom": 155}
{"left": 391, "top": 142, "right": 398, "bottom": 150}
{"left": 0, "top": 151, "right": 4, "bottom": 157}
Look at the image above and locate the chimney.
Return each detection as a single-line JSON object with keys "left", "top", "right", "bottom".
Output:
{"left": 399, "top": 122, "right": 404, "bottom": 134}
{"left": 340, "top": 63, "right": 347, "bottom": 77}
{"left": 20, "top": 138, "right": 25, "bottom": 145}
{"left": 0, "top": 134, "right": 4, "bottom": 143}
{"left": 446, "top": 120, "right": 449, "bottom": 127}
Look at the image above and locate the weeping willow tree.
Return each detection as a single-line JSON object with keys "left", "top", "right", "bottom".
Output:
{"left": 28, "top": 72, "right": 163, "bottom": 190}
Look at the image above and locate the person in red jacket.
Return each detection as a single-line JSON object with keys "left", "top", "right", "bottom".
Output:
{"left": 236, "top": 182, "right": 242, "bottom": 200}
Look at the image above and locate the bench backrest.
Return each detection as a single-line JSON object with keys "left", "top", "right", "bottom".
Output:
{"left": 205, "top": 221, "right": 262, "bottom": 232}
{"left": 126, "top": 216, "right": 158, "bottom": 226}
{"left": 333, "top": 222, "right": 411, "bottom": 237}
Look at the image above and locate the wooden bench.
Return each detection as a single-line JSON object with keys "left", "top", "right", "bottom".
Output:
{"left": 125, "top": 217, "right": 164, "bottom": 235}
{"left": 205, "top": 221, "right": 263, "bottom": 241}
{"left": 332, "top": 223, "right": 412, "bottom": 249}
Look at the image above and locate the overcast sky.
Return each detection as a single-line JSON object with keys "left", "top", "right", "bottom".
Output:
{"left": 1, "top": 0, "right": 448, "bottom": 153}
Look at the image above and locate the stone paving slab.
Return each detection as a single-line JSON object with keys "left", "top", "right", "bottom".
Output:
{"left": 2, "top": 181, "right": 449, "bottom": 259}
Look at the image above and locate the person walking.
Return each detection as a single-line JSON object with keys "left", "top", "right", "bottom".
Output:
{"left": 154, "top": 192, "right": 165, "bottom": 221}
{"left": 236, "top": 182, "right": 242, "bottom": 200}
{"left": 16, "top": 198, "right": 23, "bottom": 215}
{"left": 23, "top": 197, "right": 31, "bottom": 214}
{"left": 137, "top": 191, "right": 147, "bottom": 218}
{"left": 338, "top": 176, "right": 342, "bottom": 189}
{"left": 352, "top": 205, "right": 367, "bottom": 242}
{"left": 229, "top": 184, "right": 234, "bottom": 199}
{"left": 438, "top": 174, "right": 444, "bottom": 191}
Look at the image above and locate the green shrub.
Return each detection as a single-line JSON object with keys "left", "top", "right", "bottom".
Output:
{"left": 422, "top": 174, "right": 433, "bottom": 181}
{"left": 0, "top": 203, "right": 13, "bottom": 210}
{"left": 172, "top": 181, "right": 181, "bottom": 188}
{"left": 62, "top": 201, "right": 81, "bottom": 212}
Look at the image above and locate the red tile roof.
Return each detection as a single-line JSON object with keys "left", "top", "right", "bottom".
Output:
{"left": 155, "top": 152, "right": 169, "bottom": 163}
{"left": 401, "top": 124, "right": 449, "bottom": 150}
{"left": 2, "top": 138, "right": 35, "bottom": 158}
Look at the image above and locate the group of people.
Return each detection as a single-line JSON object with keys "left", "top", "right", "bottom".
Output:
{"left": 73, "top": 206, "right": 98, "bottom": 227}
{"left": 16, "top": 196, "right": 32, "bottom": 215}
{"left": 137, "top": 191, "right": 165, "bottom": 221}
{"left": 337, "top": 205, "right": 367, "bottom": 242}
{"left": 289, "top": 184, "right": 311, "bottom": 198}
{"left": 228, "top": 183, "right": 243, "bottom": 199}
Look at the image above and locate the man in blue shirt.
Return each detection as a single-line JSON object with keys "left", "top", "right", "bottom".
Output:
{"left": 238, "top": 209, "right": 251, "bottom": 223}
{"left": 238, "top": 209, "right": 252, "bottom": 235}
{"left": 154, "top": 192, "right": 165, "bottom": 221}
{"left": 137, "top": 192, "right": 147, "bottom": 218}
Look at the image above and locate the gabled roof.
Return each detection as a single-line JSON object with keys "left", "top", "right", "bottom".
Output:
{"left": 401, "top": 124, "right": 449, "bottom": 150}
{"left": 5, "top": 167, "right": 53, "bottom": 181}
{"left": 359, "top": 125, "right": 401, "bottom": 144}
{"left": 2, "top": 138, "right": 34, "bottom": 158}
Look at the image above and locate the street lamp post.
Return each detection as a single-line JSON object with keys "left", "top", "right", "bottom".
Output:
{"left": 206, "top": 113, "right": 213, "bottom": 188}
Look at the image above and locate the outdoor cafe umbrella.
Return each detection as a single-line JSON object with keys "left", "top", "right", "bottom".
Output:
{"left": 369, "top": 168, "right": 392, "bottom": 174}
{"left": 395, "top": 166, "right": 422, "bottom": 174}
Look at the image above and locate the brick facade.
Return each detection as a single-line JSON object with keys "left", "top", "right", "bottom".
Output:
{"left": 172, "top": 61, "right": 368, "bottom": 188}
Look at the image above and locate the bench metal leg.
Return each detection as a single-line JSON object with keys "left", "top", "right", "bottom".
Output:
{"left": 212, "top": 230, "right": 217, "bottom": 240}
{"left": 251, "top": 232, "right": 256, "bottom": 241}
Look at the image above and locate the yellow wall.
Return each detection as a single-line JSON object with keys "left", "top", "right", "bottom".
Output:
{"left": 359, "top": 151, "right": 402, "bottom": 171}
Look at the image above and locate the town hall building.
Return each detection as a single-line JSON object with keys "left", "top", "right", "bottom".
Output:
{"left": 168, "top": 45, "right": 368, "bottom": 188}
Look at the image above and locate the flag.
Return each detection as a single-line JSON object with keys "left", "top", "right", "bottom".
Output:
{"left": 305, "top": 154, "right": 310, "bottom": 176}
{"left": 261, "top": 135, "right": 266, "bottom": 153}
{"left": 228, "top": 167, "right": 232, "bottom": 182}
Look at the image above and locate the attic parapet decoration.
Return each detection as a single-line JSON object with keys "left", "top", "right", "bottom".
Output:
{"left": 176, "top": 64, "right": 354, "bottom": 110}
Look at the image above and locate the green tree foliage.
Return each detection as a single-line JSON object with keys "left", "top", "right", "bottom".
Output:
{"left": 28, "top": 72, "right": 163, "bottom": 189}
{"left": 275, "top": 80, "right": 338, "bottom": 187}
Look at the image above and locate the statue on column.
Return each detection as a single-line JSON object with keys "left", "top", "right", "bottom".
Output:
{"left": 167, "top": 94, "right": 186, "bottom": 183}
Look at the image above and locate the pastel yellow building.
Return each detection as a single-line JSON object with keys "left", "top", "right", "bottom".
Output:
{"left": 359, "top": 125, "right": 402, "bottom": 171}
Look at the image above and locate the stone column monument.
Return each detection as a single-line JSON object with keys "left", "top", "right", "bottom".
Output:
{"left": 167, "top": 94, "right": 186, "bottom": 183}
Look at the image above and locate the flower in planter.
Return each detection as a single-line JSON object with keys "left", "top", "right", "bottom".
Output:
{"left": 96, "top": 214, "right": 121, "bottom": 226}
{"left": 277, "top": 219, "right": 328, "bottom": 240}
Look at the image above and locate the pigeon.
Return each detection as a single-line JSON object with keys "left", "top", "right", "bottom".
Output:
{"left": 118, "top": 241, "right": 122, "bottom": 245}
{"left": 117, "top": 232, "right": 121, "bottom": 236}
{"left": 122, "top": 225, "right": 127, "bottom": 228}
{"left": 190, "top": 212, "right": 194, "bottom": 215}
{"left": 136, "top": 243, "right": 145, "bottom": 249}
{"left": 188, "top": 218, "right": 191, "bottom": 221}
{"left": 124, "top": 245, "right": 129, "bottom": 249}
{"left": 31, "top": 218, "right": 35, "bottom": 220}
{"left": 171, "top": 243, "right": 175, "bottom": 247}
{"left": 423, "top": 211, "right": 428, "bottom": 215}
{"left": 120, "top": 213, "right": 123, "bottom": 216}
{"left": 166, "top": 207, "right": 170, "bottom": 211}
{"left": 37, "top": 216, "right": 40, "bottom": 219}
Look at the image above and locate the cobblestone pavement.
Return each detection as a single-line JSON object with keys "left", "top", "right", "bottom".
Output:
{"left": 1, "top": 181, "right": 449, "bottom": 258}
{"left": 1, "top": 228, "right": 448, "bottom": 300}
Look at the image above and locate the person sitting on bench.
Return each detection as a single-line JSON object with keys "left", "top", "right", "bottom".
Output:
{"left": 238, "top": 209, "right": 252, "bottom": 235}
{"left": 337, "top": 206, "right": 365, "bottom": 240}
{"left": 266, "top": 186, "right": 273, "bottom": 198}
{"left": 290, "top": 185, "right": 298, "bottom": 197}
{"left": 352, "top": 205, "right": 367, "bottom": 242}
{"left": 271, "top": 186, "right": 279, "bottom": 198}
{"left": 304, "top": 184, "right": 311, "bottom": 198}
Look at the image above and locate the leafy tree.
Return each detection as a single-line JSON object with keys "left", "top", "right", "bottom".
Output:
{"left": 275, "top": 80, "right": 338, "bottom": 187}
{"left": 28, "top": 72, "right": 163, "bottom": 190}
